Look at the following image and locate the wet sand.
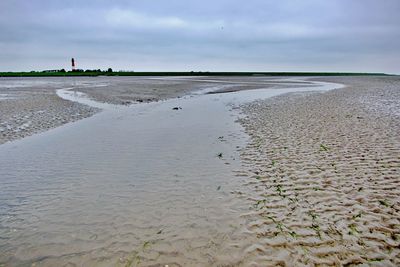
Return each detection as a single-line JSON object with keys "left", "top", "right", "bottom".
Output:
{"left": 0, "top": 78, "right": 99, "bottom": 144}
{"left": 0, "top": 76, "right": 399, "bottom": 266}
{"left": 76, "top": 76, "right": 316, "bottom": 104}
{"left": 238, "top": 76, "right": 400, "bottom": 266}
{"left": 0, "top": 77, "right": 337, "bottom": 266}
{"left": 0, "top": 76, "right": 313, "bottom": 145}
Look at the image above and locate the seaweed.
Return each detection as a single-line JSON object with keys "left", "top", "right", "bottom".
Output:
{"left": 320, "top": 144, "right": 329, "bottom": 151}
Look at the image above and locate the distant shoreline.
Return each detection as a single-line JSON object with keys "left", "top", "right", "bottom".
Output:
{"left": 0, "top": 71, "right": 391, "bottom": 77}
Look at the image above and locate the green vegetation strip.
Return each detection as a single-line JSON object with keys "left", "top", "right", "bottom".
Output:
{"left": 0, "top": 71, "right": 391, "bottom": 77}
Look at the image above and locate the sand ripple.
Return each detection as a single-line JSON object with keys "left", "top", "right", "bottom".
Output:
{"left": 238, "top": 76, "right": 400, "bottom": 266}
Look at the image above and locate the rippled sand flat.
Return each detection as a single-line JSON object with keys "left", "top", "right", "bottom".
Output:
{"left": 238, "top": 76, "right": 400, "bottom": 266}
{"left": 0, "top": 76, "right": 311, "bottom": 145}
{"left": 0, "top": 78, "right": 99, "bottom": 144}
{"left": 1, "top": 76, "right": 398, "bottom": 266}
{"left": 0, "top": 77, "right": 336, "bottom": 266}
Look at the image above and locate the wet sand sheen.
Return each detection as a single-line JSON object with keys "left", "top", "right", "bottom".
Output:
{"left": 0, "top": 76, "right": 317, "bottom": 145}
{"left": 0, "top": 78, "right": 341, "bottom": 266}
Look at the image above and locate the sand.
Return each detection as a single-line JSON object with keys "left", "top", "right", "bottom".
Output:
{"left": 76, "top": 76, "right": 315, "bottom": 104}
{"left": 0, "top": 78, "right": 99, "bottom": 145}
{"left": 0, "top": 76, "right": 335, "bottom": 267}
{"left": 0, "top": 76, "right": 209, "bottom": 144}
{"left": 237, "top": 76, "right": 400, "bottom": 266}
{"left": 1, "top": 75, "right": 399, "bottom": 266}
{"left": 0, "top": 76, "right": 314, "bottom": 145}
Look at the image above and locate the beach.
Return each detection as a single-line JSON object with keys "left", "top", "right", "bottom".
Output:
{"left": 0, "top": 78, "right": 98, "bottom": 144}
{"left": 238, "top": 76, "right": 400, "bottom": 266}
{"left": 0, "top": 76, "right": 399, "bottom": 266}
{"left": 0, "top": 76, "right": 313, "bottom": 145}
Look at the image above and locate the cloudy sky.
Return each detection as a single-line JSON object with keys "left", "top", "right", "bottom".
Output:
{"left": 0, "top": 0, "right": 399, "bottom": 73}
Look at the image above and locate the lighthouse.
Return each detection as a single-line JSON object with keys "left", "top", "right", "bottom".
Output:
{"left": 71, "top": 58, "right": 76, "bottom": 71}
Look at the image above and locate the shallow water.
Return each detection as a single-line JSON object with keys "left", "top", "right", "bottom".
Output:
{"left": 56, "top": 88, "right": 117, "bottom": 110}
{"left": 0, "top": 94, "right": 15, "bottom": 100}
{"left": 0, "top": 79, "right": 342, "bottom": 266}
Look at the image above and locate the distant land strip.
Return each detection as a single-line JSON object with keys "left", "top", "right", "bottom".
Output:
{"left": 0, "top": 71, "right": 391, "bottom": 77}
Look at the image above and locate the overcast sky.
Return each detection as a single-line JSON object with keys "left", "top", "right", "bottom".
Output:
{"left": 0, "top": 0, "right": 399, "bottom": 73}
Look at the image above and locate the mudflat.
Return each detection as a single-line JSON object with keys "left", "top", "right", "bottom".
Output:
{"left": 0, "top": 76, "right": 312, "bottom": 144}
{"left": 0, "top": 76, "right": 399, "bottom": 266}
{"left": 238, "top": 76, "right": 400, "bottom": 266}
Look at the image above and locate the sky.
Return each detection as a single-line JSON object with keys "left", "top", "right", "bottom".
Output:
{"left": 0, "top": 0, "right": 399, "bottom": 73}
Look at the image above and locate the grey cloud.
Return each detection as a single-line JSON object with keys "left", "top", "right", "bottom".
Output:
{"left": 0, "top": 0, "right": 399, "bottom": 73}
